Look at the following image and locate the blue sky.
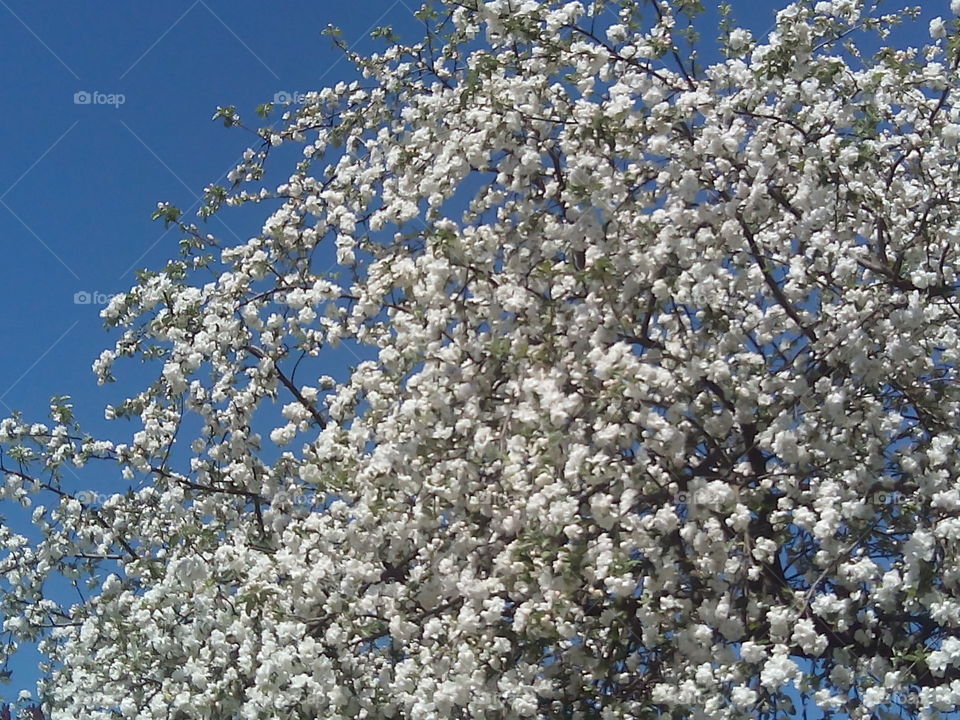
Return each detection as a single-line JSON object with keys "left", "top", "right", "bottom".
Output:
{"left": 0, "top": 0, "right": 948, "bottom": 709}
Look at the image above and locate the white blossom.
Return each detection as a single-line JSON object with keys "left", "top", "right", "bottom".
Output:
{"left": 930, "top": 17, "right": 948, "bottom": 38}
{"left": 0, "top": 1, "right": 959, "bottom": 718}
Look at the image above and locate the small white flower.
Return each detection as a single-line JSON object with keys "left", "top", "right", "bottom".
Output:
{"left": 760, "top": 649, "right": 799, "bottom": 690}
{"left": 727, "top": 28, "right": 752, "bottom": 52}
{"left": 944, "top": 123, "right": 960, "bottom": 148}
{"left": 862, "top": 686, "right": 887, "bottom": 710}
{"left": 740, "top": 641, "right": 767, "bottom": 663}
{"left": 792, "top": 618, "right": 828, "bottom": 656}
{"left": 930, "top": 17, "right": 947, "bottom": 39}
{"left": 731, "top": 686, "right": 757, "bottom": 708}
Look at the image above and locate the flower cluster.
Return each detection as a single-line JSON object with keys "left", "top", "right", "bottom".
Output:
{"left": 3, "top": 1, "right": 960, "bottom": 718}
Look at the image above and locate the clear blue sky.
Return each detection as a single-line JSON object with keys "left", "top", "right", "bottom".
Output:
{"left": 0, "top": 0, "right": 946, "bottom": 709}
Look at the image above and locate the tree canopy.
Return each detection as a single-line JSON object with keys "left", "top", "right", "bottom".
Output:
{"left": 4, "top": 0, "right": 960, "bottom": 717}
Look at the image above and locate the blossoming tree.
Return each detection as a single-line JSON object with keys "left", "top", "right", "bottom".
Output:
{"left": 4, "top": 0, "right": 960, "bottom": 717}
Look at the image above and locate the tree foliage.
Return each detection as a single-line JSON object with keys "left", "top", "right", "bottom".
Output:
{"left": 4, "top": 0, "right": 960, "bottom": 717}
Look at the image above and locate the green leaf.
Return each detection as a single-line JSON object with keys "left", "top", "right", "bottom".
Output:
{"left": 370, "top": 26, "right": 396, "bottom": 41}
{"left": 211, "top": 105, "right": 239, "bottom": 127}
{"left": 151, "top": 203, "right": 182, "bottom": 227}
